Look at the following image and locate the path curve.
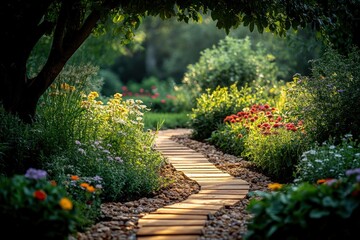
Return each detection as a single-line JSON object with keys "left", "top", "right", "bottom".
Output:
{"left": 136, "top": 129, "right": 249, "bottom": 240}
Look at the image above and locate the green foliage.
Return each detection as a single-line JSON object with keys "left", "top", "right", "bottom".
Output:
{"left": 182, "top": 36, "right": 279, "bottom": 101}
{"left": 0, "top": 168, "right": 84, "bottom": 239}
{"left": 209, "top": 123, "right": 247, "bottom": 157}
{"left": 1, "top": 67, "right": 166, "bottom": 203}
{"left": 283, "top": 47, "right": 360, "bottom": 143}
{"left": 189, "top": 84, "right": 258, "bottom": 140}
{"left": 144, "top": 112, "right": 190, "bottom": 130}
{"left": 245, "top": 170, "right": 360, "bottom": 240}
{"left": 244, "top": 124, "right": 310, "bottom": 182}
{"left": 294, "top": 134, "right": 360, "bottom": 184}
{"left": 0, "top": 106, "right": 40, "bottom": 176}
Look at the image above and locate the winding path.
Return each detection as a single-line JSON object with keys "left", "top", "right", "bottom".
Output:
{"left": 136, "top": 129, "right": 249, "bottom": 240}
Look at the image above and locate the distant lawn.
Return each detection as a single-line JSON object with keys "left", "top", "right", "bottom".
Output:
{"left": 144, "top": 112, "right": 191, "bottom": 130}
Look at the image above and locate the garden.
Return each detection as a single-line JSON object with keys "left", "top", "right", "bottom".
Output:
{"left": 1, "top": 1, "right": 360, "bottom": 240}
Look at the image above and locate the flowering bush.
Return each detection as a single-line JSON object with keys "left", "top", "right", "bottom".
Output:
{"left": 0, "top": 168, "right": 83, "bottom": 239}
{"left": 210, "top": 103, "right": 282, "bottom": 156}
{"left": 294, "top": 134, "right": 360, "bottom": 183}
{"left": 209, "top": 103, "right": 309, "bottom": 181}
{"left": 245, "top": 168, "right": 360, "bottom": 240}
{"left": 189, "top": 84, "right": 265, "bottom": 140}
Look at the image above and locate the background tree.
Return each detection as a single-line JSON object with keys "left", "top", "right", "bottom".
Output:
{"left": 0, "top": 0, "right": 358, "bottom": 122}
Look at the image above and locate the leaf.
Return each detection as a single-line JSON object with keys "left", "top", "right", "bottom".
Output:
{"left": 249, "top": 22, "right": 254, "bottom": 32}
{"left": 113, "top": 14, "right": 124, "bottom": 23}
{"left": 309, "top": 209, "right": 330, "bottom": 218}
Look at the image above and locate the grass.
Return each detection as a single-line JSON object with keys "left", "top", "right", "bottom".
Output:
{"left": 144, "top": 112, "right": 191, "bottom": 130}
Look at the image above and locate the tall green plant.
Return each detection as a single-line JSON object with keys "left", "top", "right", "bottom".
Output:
{"left": 282, "top": 47, "right": 360, "bottom": 143}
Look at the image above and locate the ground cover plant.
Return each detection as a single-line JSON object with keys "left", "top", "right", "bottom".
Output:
{"left": 245, "top": 168, "right": 360, "bottom": 240}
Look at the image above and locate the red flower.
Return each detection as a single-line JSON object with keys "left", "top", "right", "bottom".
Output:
{"left": 34, "top": 190, "right": 47, "bottom": 201}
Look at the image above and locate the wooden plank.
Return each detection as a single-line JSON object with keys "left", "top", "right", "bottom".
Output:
{"left": 170, "top": 161, "right": 211, "bottom": 164}
{"left": 175, "top": 170, "right": 224, "bottom": 173}
{"left": 164, "top": 203, "right": 222, "bottom": 210}
{"left": 154, "top": 208, "right": 217, "bottom": 215}
{"left": 167, "top": 156, "right": 207, "bottom": 160}
{"left": 140, "top": 214, "right": 208, "bottom": 220}
{"left": 189, "top": 177, "right": 236, "bottom": 181}
{"left": 197, "top": 189, "right": 248, "bottom": 195}
{"left": 136, "top": 226, "right": 202, "bottom": 236}
{"left": 185, "top": 173, "right": 231, "bottom": 177}
{"left": 171, "top": 165, "right": 218, "bottom": 168}
{"left": 201, "top": 184, "right": 250, "bottom": 190}
{"left": 137, "top": 235, "right": 200, "bottom": 240}
{"left": 181, "top": 198, "right": 240, "bottom": 205}
{"left": 138, "top": 219, "right": 205, "bottom": 227}
{"left": 188, "top": 194, "right": 246, "bottom": 200}
{"left": 193, "top": 179, "right": 243, "bottom": 184}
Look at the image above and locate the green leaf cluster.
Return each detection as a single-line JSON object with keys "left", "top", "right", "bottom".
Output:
{"left": 245, "top": 172, "right": 360, "bottom": 240}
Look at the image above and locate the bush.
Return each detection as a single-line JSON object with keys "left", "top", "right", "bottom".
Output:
{"left": 294, "top": 134, "right": 360, "bottom": 183}
{"left": 182, "top": 36, "right": 279, "bottom": 101}
{"left": 245, "top": 169, "right": 360, "bottom": 240}
{"left": 0, "top": 168, "right": 84, "bottom": 239}
{"left": 209, "top": 103, "right": 282, "bottom": 157}
{"left": 189, "top": 84, "right": 259, "bottom": 140}
{"left": 282, "top": 47, "right": 360, "bottom": 143}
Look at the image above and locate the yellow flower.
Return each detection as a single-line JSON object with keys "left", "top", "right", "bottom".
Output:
{"left": 268, "top": 183, "right": 283, "bottom": 191}
{"left": 87, "top": 91, "right": 99, "bottom": 100}
{"left": 59, "top": 197, "right": 73, "bottom": 211}
{"left": 114, "top": 93, "right": 122, "bottom": 99}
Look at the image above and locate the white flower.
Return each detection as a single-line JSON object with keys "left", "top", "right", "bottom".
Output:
{"left": 314, "top": 159, "right": 322, "bottom": 163}
{"left": 75, "top": 140, "right": 81, "bottom": 145}
{"left": 348, "top": 146, "right": 353, "bottom": 149}
{"left": 78, "top": 148, "right": 86, "bottom": 155}
{"left": 329, "top": 145, "right": 336, "bottom": 149}
{"left": 355, "top": 153, "right": 360, "bottom": 157}
{"left": 334, "top": 154, "right": 342, "bottom": 158}
{"left": 345, "top": 133, "right": 353, "bottom": 138}
{"left": 309, "top": 150, "right": 317, "bottom": 155}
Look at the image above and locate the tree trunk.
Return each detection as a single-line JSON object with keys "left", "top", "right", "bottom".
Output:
{"left": 0, "top": 64, "right": 43, "bottom": 123}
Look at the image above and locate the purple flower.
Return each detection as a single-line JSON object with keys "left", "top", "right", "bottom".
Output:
{"left": 345, "top": 168, "right": 360, "bottom": 176}
{"left": 25, "top": 168, "right": 47, "bottom": 180}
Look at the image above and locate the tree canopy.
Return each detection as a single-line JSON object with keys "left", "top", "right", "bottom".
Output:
{"left": 0, "top": 0, "right": 359, "bottom": 122}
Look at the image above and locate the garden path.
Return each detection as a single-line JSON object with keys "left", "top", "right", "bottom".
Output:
{"left": 136, "top": 129, "right": 250, "bottom": 240}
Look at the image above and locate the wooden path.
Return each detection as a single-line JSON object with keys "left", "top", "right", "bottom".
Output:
{"left": 136, "top": 129, "right": 249, "bottom": 240}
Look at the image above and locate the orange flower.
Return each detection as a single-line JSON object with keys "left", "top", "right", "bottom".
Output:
{"left": 268, "top": 183, "right": 283, "bottom": 191}
{"left": 80, "top": 182, "right": 90, "bottom": 188}
{"left": 34, "top": 190, "right": 47, "bottom": 201}
{"left": 59, "top": 197, "right": 73, "bottom": 210}
{"left": 317, "top": 178, "right": 333, "bottom": 184}
{"left": 50, "top": 180, "right": 57, "bottom": 186}
{"left": 70, "top": 175, "right": 79, "bottom": 181}
{"left": 86, "top": 185, "right": 95, "bottom": 193}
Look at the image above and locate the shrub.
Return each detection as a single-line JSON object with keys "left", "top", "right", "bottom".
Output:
{"left": 245, "top": 169, "right": 360, "bottom": 240}
{"left": 0, "top": 168, "right": 84, "bottom": 239}
{"left": 243, "top": 117, "right": 309, "bottom": 182}
{"left": 189, "top": 84, "right": 260, "bottom": 140}
{"left": 282, "top": 47, "right": 360, "bottom": 143}
{"left": 182, "top": 36, "right": 279, "bottom": 101}
{"left": 294, "top": 134, "right": 360, "bottom": 183}
{"left": 209, "top": 103, "right": 282, "bottom": 157}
